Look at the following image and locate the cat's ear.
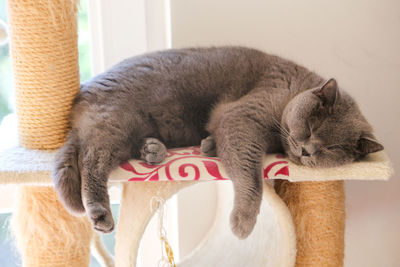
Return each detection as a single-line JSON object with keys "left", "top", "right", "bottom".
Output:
{"left": 357, "top": 134, "right": 384, "bottom": 156}
{"left": 313, "top": 78, "right": 339, "bottom": 108}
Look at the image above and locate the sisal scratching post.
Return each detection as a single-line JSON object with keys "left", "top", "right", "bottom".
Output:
{"left": 275, "top": 180, "right": 345, "bottom": 267}
{"left": 7, "top": 0, "right": 92, "bottom": 266}
{"left": 7, "top": 0, "right": 80, "bottom": 149}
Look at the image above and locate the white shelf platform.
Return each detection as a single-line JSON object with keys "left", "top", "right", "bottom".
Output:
{"left": 0, "top": 145, "right": 393, "bottom": 185}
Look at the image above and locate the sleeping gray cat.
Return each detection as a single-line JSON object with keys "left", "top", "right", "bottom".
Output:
{"left": 52, "top": 46, "right": 383, "bottom": 239}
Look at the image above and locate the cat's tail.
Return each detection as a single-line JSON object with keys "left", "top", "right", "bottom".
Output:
{"left": 52, "top": 130, "right": 85, "bottom": 215}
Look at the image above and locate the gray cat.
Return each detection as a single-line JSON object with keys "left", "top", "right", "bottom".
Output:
{"left": 52, "top": 47, "right": 383, "bottom": 239}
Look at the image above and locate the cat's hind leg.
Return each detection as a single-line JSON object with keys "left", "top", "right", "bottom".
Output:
{"left": 80, "top": 135, "right": 134, "bottom": 233}
{"left": 83, "top": 136, "right": 167, "bottom": 232}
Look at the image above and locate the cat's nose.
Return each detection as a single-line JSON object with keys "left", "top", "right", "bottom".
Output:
{"left": 301, "top": 147, "right": 310, "bottom": 157}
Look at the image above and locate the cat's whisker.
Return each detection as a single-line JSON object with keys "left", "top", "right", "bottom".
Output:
{"left": 272, "top": 118, "right": 285, "bottom": 132}
{"left": 277, "top": 128, "right": 292, "bottom": 144}
{"left": 278, "top": 130, "right": 298, "bottom": 150}
{"left": 273, "top": 119, "right": 295, "bottom": 147}
{"left": 279, "top": 134, "right": 290, "bottom": 143}
{"left": 272, "top": 118, "right": 292, "bottom": 141}
{"left": 281, "top": 132, "right": 299, "bottom": 150}
{"left": 279, "top": 125, "right": 290, "bottom": 137}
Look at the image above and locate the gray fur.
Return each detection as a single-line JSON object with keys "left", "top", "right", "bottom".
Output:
{"left": 52, "top": 46, "right": 383, "bottom": 238}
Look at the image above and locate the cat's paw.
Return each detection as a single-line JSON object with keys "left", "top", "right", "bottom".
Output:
{"left": 87, "top": 203, "right": 114, "bottom": 233}
{"left": 300, "top": 156, "right": 316, "bottom": 167}
{"left": 140, "top": 138, "right": 167, "bottom": 164}
{"left": 200, "top": 136, "right": 217, "bottom": 157}
{"left": 230, "top": 207, "right": 258, "bottom": 239}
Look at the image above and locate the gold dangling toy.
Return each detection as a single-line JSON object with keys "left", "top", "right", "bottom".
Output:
{"left": 151, "top": 196, "right": 177, "bottom": 267}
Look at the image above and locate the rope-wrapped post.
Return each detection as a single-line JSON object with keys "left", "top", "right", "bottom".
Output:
{"left": 275, "top": 180, "right": 345, "bottom": 267}
{"left": 8, "top": 0, "right": 80, "bottom": 149}
{"left": 6, "top": 0, "right": 92, "bottom": 266}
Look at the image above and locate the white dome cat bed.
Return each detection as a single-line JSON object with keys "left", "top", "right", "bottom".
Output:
{"left": 0, "top": 0, "right": 393, "bottom": 267}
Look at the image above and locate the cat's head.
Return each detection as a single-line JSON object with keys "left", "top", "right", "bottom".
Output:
{"left": 281, "top": 78, "right": 383, "bottom": 167}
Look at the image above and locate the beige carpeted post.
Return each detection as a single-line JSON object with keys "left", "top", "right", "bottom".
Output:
{"left": 11, "top": 187, "right": 93, "bottom": 266}
{"left": 7, "top": 0, "right": 92, "bottom": 266}
{"left": 275, "top": 180, "right": 345, "bottom": 267}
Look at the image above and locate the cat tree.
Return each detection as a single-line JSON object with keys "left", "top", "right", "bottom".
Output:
{"left": 0, "top": 0, "right": 392, "bottom": 266}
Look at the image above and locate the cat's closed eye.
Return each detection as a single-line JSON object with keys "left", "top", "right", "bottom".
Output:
{"left": 295, "top": 128, "right": 311, "bottom": 142}
{"left": 325, "top": 144, "right": 348, "bottom": 154}
{"left": 307, "top": 116, "right": 323, "bottom": 134}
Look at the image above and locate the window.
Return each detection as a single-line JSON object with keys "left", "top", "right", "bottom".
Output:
{"left": 0, "top": 0, "right": 13, "bottom": 123}
{"left": 0, "top": 0, "right": 18, "bottom": 265}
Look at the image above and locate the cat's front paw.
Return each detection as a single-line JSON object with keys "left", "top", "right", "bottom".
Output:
{"left": 87, "top": 203, "right": 114, "bottom": 233}
{"left": 300, "top": 156, "right": 316, "bottom": 167}
{"left": 230, "top": 207, "right": 258, "bottom": 239}
{"left": 140, "top": 138, "right": 167, "bottom": 164}
{"left": 200, "top": 136, "right": 217, "bottom": 157}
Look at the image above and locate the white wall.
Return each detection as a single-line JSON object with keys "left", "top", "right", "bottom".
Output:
{"left": 170, "top": 0, "right": 400, "bottom": 265}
